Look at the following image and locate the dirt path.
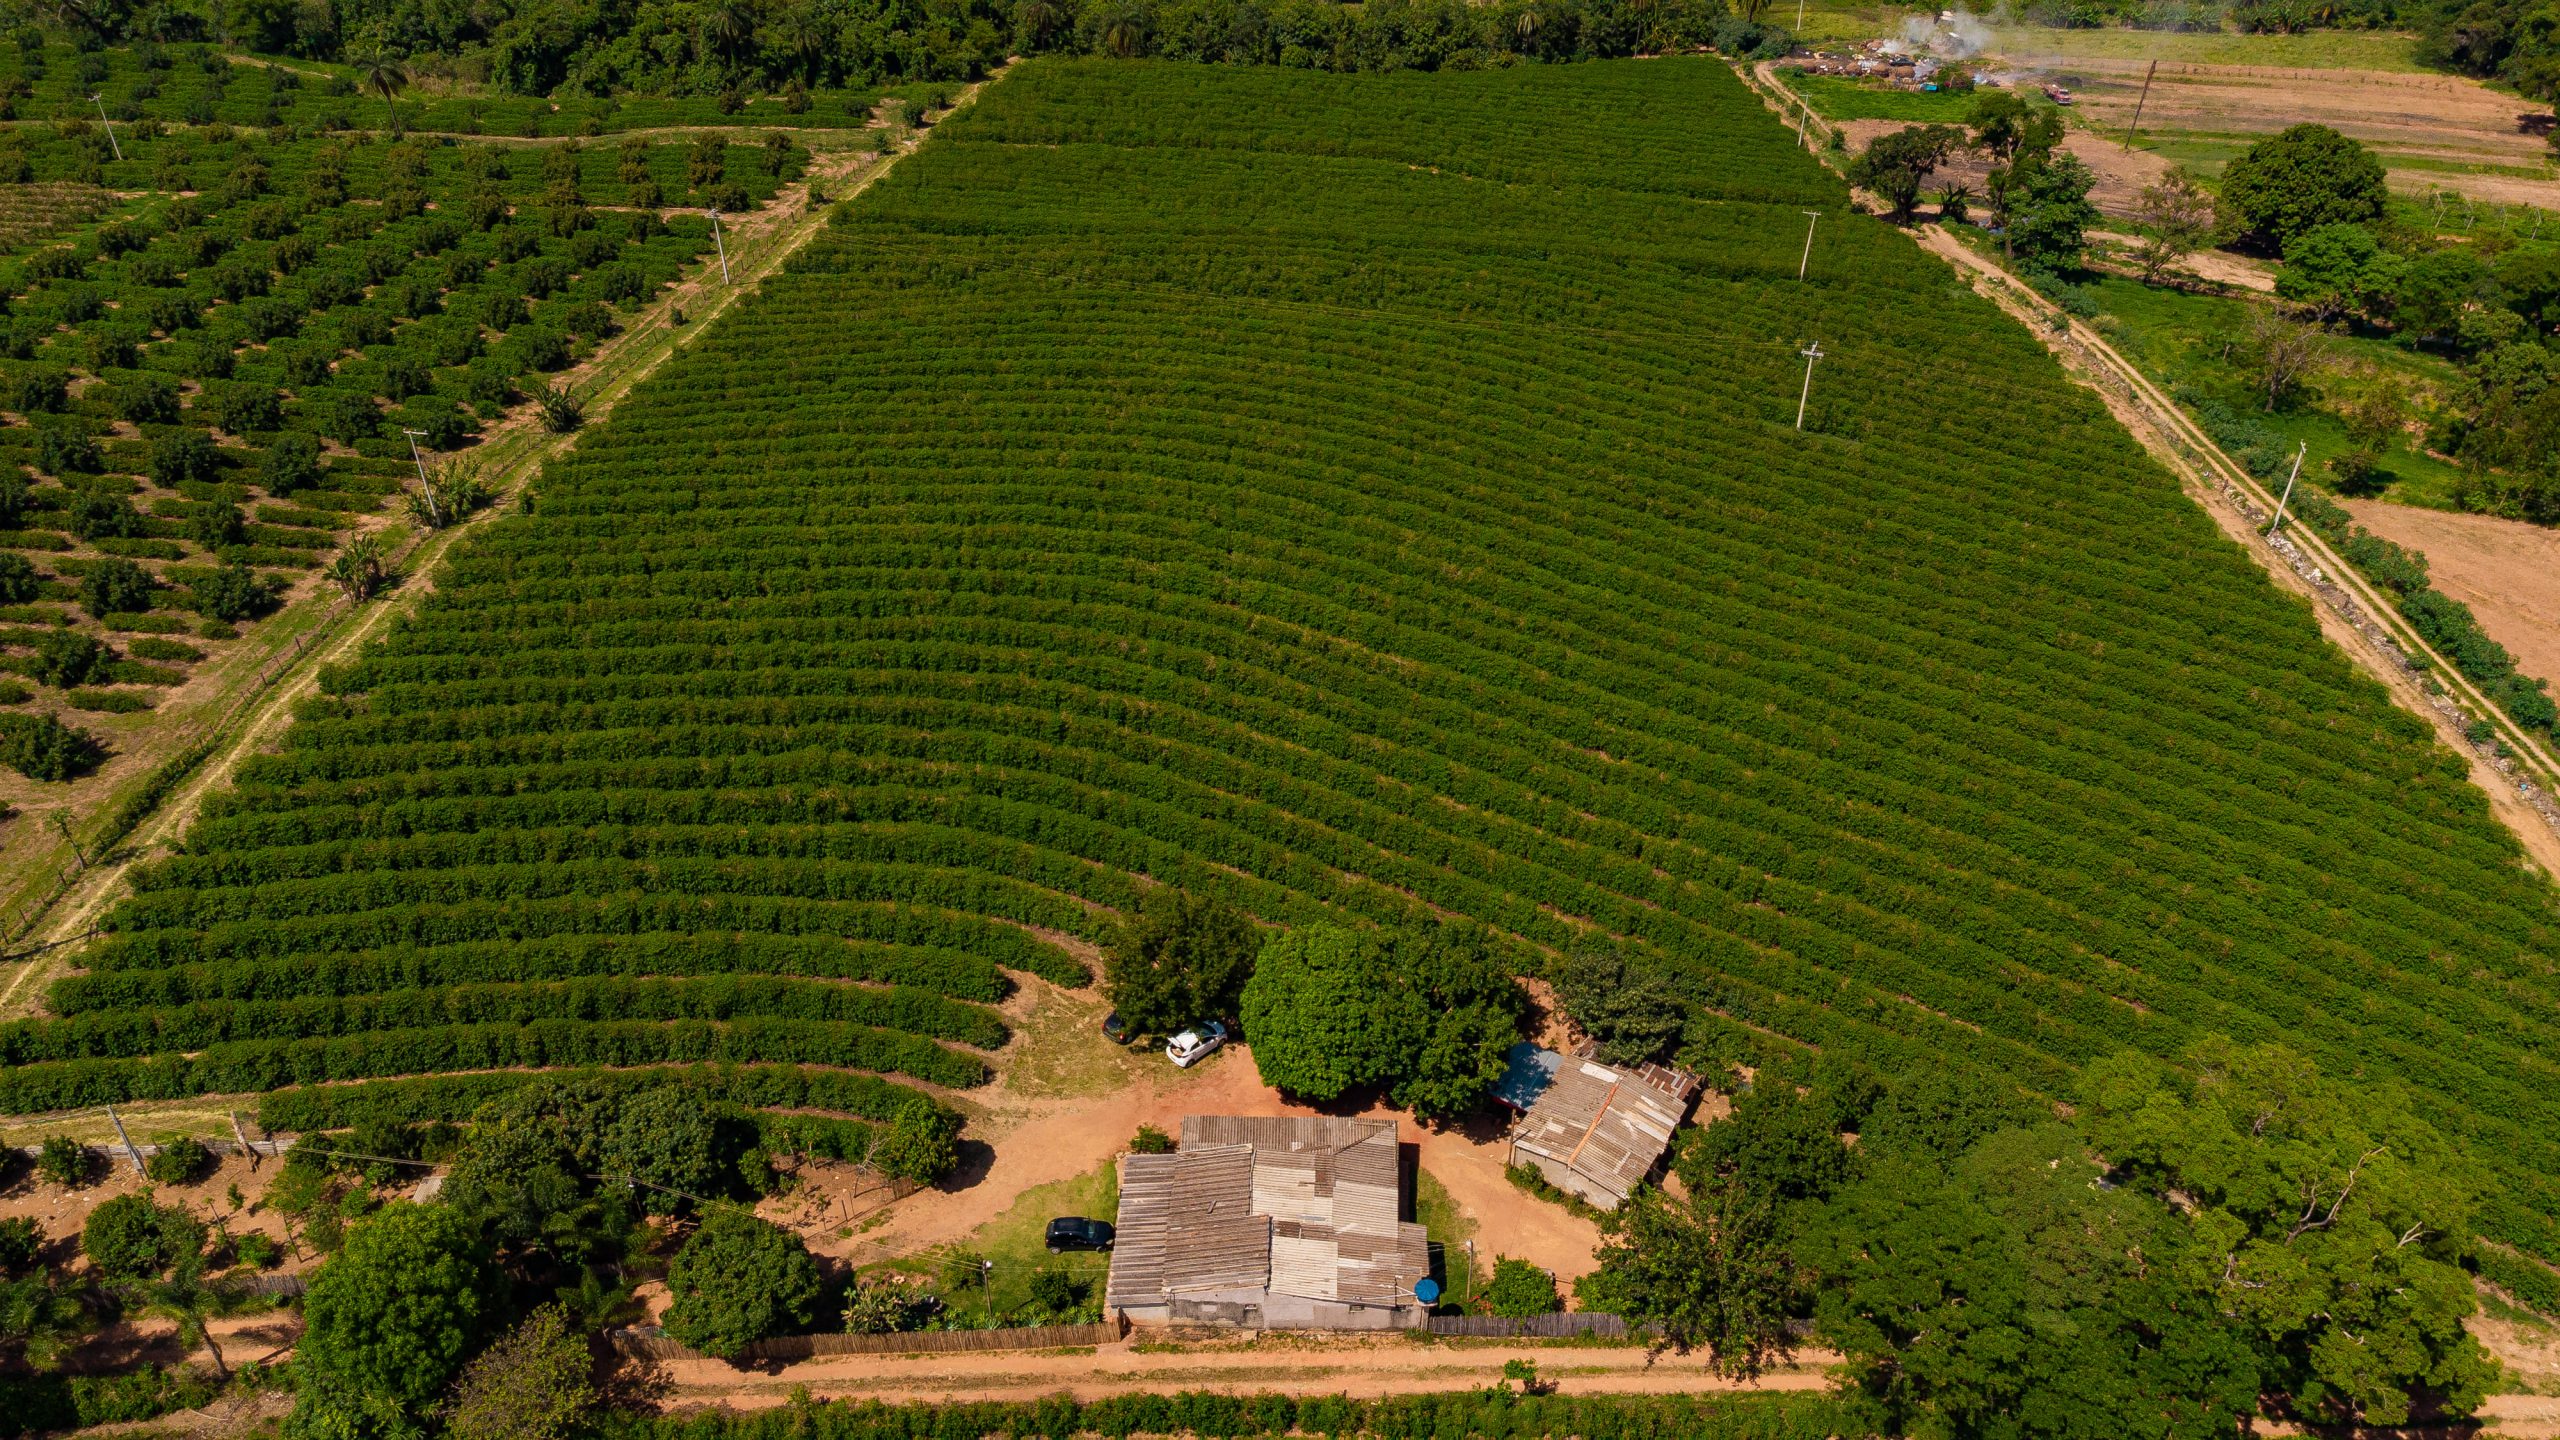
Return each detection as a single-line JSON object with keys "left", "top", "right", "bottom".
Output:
{"left": 2085, "top": 229, "right": 2276, "bottom": 292}
{"left": 2344, "top": 500, "right": 2560, "bottom": 688}
{"left": 0, "top": 75, "right": 998, "bottom": 1024}
{"left": 647, "top": 1332, "right": 1836, "bottom": 1407}
{"left": 1915, "top": 224, "right": 2560, "bottom": 876}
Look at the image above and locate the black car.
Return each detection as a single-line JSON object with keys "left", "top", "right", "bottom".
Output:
{"left": 1101, "top": 1011, "right": 1131, "bottom": 1045}
{"left": 1045, "top": 1216, "right": 1115, "bottom": 1252}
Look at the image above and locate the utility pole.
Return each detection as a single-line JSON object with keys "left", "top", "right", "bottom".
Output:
{"left": 105, "top": 1104, "right": 145, "bottom": 1174}
{"left": 51, "top": 811, "right": 87, "bottom": 869}
{"left": 1795, "top": 99, "right": 1810, "bottom": 150}
{"left": 1799, "top": 210, "right": 1821, "bottom": 280}
{"left": 90, "top": 94, "right": 120, "bottom": 162}
{"left": 709, "top": 209, "right": 731, "bottom": 284}
{"left": 401, "top": 428, "right": 431, "bottom": 488}
{"left": 1796, "top": 341, "right": 1824, "bottom": 430}
{"left": 2121, "top": 60, "right": 2157, "bottom": 152}
{"left": 2267, "top": 442, "right": 2306, "bottom": 537}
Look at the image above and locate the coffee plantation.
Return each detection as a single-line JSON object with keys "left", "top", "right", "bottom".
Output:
{"left": 18, "top": 53, "right": 2560, "bottom": 1286}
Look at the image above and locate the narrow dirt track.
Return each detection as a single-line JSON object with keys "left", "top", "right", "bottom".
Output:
{"left": 648, "top": 1334, "right": 1837, "bottom": 1408}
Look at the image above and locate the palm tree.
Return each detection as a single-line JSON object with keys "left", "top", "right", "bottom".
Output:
{"left": 699, "top": 1, "right": 753, "bottom": 61}
{"left": 123, "top": 1263, "right": 254, "bottom": 1382}
{"left": 351, "top": 49, "right": 409, "bottom": 139}
{"left": 0, "top": 1274, "right": 90, "bottom": 1372}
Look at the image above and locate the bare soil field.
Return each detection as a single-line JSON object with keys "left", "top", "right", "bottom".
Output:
{"left": 2043, "top": 57, "right": 2559, "bottom": 204}
{"left": 2344, "top": 500, "right": 2560, "bottom": 689}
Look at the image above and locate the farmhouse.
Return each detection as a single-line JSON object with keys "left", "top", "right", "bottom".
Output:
{"left": 1103, "top": 1115, "right": 1433, "bottom": 1330}
{"left": 1502, "top": 1048, "right": 1699, "bottom": 1211}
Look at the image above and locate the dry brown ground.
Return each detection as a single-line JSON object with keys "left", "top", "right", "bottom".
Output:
{"left": 809, "top": 975, "right": 1605, "bottom": 1285}
{"left": 1848, "top": 55, "right": 2560, "bottom": 209}
{"left": 0, "top": 1151, "right": 311, "bottom": 1279}
{"left": 2054, "top": 60, "right": 2537, "bottom": 152}
{"left": 2344, "top": 499, "right": 2560, "bottom": 689}
{"left": 1843, "top": 121, "right": 2180, "bottom": 220}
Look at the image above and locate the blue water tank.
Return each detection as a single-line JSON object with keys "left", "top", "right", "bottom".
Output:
{"left": 1414, "top": 1277, "right": 1442, "bottom": 1304}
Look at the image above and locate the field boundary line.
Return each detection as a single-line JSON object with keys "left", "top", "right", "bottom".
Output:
{"left": 0, "top": 73, "right": 1003, "bottom": 1023}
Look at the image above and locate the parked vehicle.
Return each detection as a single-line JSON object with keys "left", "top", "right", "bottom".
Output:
{"left": 1166, "top": 1020, "right": 1228, "bottom": 1068}
{"left": 1102, "top": 1011, "right": 1131, "bottom": 1045}
{"left": 1046, "top": 1216, "right": 1116, "bottom": 1252}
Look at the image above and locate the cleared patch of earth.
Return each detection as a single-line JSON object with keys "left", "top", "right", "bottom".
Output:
{"left": 2343, "top": 499, "right": 2560, "bottom": 691}
{"left": 812, "top": 974, "right": 1607, "bottom": 1286}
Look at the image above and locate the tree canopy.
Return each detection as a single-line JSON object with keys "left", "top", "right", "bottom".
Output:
{"left": 79, "top": 1193, "right": 203, "bottom": 1282}
{"left": 1850, "top": 124, "right": 1963, "bottom": 222}
{"left": 1549, "top": 940, "right": 1685, "bottom": 1066}
{"left": 439, "top": 1305, "right": 597, "bottom": 1440}
{"left": 662, "top": 1211, "right": 823, "bottom": 1361}
{"left": 1578, "top": 1041, "right": 2492, "bottom": 1433}
{"left": 2220, "top": 124, "right": 2388, "bottom": 250}
{"left": 1239, "top": 923, "right": 1523, "bottom": 1123}
{"left": 1103, "top": 886, "right": 1261, "bottom": 1035}
{"left": 293, "top": 1203, "right": 499, "bottom": 1440}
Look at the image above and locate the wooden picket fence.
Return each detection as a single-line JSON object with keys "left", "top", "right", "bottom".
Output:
{"left": 611, "top": 1317, "right": 1125, "bottom": 1364}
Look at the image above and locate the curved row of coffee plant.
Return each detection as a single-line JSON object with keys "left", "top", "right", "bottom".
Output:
{"left": 21, "top": 57, "right": 2560, "bottom": 1258}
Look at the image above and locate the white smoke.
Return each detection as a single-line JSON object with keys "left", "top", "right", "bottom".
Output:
{"left": 1889, "top": 9, "right": 1993, "bottom": 60}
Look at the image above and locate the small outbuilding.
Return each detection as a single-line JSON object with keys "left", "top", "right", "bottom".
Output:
{"left": 1505, "top": 1051, "right": 1698, "bottom": 1211}
{"left": 1104, "top": 1115, "right": 1432, "bottom": 1331}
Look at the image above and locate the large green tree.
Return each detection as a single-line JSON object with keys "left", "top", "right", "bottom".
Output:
{"left": 1103, "top": 886, "right": 1261, "bottom": 1035}
{"left": 1241, "top": 925, "right": 1413, "bottom": 1103}
{"left": 1999, "top": 151, "right": 2101, "bottom": 273}
{"left": 598, "top": 1085, "right": 726, "bottom": 1214}
{"left": 1549, "top": 940, "right": 1685, "bottom": 1066}
{"left": 1800, "top": 1126, "right": 2261, "bottom": 1440}
{"left": 1579, "top": 1178, "right": 1799, "bottom": 1376}
{"left": 1240, "top": 923, "right": 1523, "bottom": 1122}
{"left": 662, "top": 1211, "right": 822, "bottom": 1361}
{"left": 2079, "top": 1040, "right": 2497, "bottom": 1427}
{"left": 439, "top": 1305, "right": 597, "bottom": 1440}
{"left": 2277, "top": 223, "right": 2404, "bottom": 323}
{"left": 80, "top": 1193, "right": 203, "bottom": 1282}
{"left": 1850, "top": 124, "right": 1963, "bottom": 222}
{"left": 292, "top": 1204, "right": 498, "bottom": 1440}
{"left": 2219, "top": 124, "right": 2388, "bottom": 250}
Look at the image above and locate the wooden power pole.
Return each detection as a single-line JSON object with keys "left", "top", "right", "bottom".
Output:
{"left": 2123, "top": 59, "right": 2159, "bottom": 151}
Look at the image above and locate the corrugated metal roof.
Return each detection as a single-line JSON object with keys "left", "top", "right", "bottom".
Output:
{"left": 1105, "top": 1144, "right": 1269, "bottom": 1308}
{"left": 1115, "top": 1116, "right": 1421, "bottom": 1315}
{"left": 1509, "top": 1060, "right": 1694, "bottom": 1205}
